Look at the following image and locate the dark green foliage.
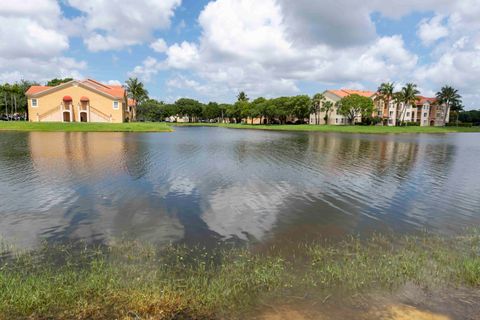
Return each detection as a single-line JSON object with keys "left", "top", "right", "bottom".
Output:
{"left": 46, "top": 78, "right": 73, "bottom": 87}
{"left": 337, "top": 94, "right": 374, "bottom": 124}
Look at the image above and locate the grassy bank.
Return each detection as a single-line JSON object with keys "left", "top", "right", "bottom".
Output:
{"left": 173, "top": 123, "right": 480, "bottom": 134}
{"left": 1, "top": 232, "right": 479, "bottom": 319}
{"left": 0, "top": 121, "right": 172, "bottom": 132}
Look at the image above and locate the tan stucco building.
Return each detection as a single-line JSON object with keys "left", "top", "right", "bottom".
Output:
{"left": 26, "top": 79, "right": 135, "bottom": 123}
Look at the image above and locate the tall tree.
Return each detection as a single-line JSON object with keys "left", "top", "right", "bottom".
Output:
{"left": 337, "top": 94, "right": 374, "bottom": 125}
{"left": 320, "top": 101, "right": 334, "bottom": 125}
{"left": 237, "top": 91, "right": 249, "bottom": 102}
{"left": 290, "top": 95, "right": 311, "bottom": 121}
{"left": 377, "top": 82, "right": 395, "bottom": 123}
{"left": 398, "top": 83, "right": 420, "bottom": 125}
{"left": 125, "top": 77, "right": 149, "bottom": 121}
{"left": 310, "top": 93, "right": 325, "bottom": 125}
{"left": 436, "top": 86, "right": 462, "bottom": 125}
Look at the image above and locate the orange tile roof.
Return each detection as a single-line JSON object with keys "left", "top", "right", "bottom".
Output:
{"left": 327, "top": 89, "right": 376, "bottom": 98}
{"left": 26, "top": 79, "right": 125, "bottom": 99}
{"left": 416, "top": 96, "right": 436, "bottom": 105}
{"left": 25, "top": 86, "right": 49, "bottom": 95}
{"left": 128, "top": 98, "right": 136, "bottom": 107}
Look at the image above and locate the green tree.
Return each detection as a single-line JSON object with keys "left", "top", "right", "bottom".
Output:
{"left": 436, "top": 86, "right": 462, "bottom": 125}
{"left": 237, "top": 91, "right": 249, "bottom": 102}
{"left": 136, "top": 99, "right": 166, "bottom": 122}
{"left": 398, "top": 83, "right": 420, "bottom": 125}
{"left": 227, "top": 101, "right": 246, "bottom": 123}
{"left": 310, "top": 93, "right": 325, "bottom": 125}
{"left": 290, "top": 95, "right": 311, "bottom": 122}
{"left": 203, "top": 102, "right": 221, "bottom": 121}
{"left": 337, "top": 94, "right": 374, "bottom": 125}
{"left": 46, "top": 78, "right": 73, "bottom": 87}
{"left": 251, "top": 97, "right": 267, "bottom": 124}
{"left": 321, "top": 101, "right": 334, "bottom": 125}
{"left": 377, "top": 82, "right": 395, "bottom": 124}
{"left": 174, "top": 98, "right": 203, "bottom": 122}
{"left": 125, "top": 77, "right": 149, "bottom": 121}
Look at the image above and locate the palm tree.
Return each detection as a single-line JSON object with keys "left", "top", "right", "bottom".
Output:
{"left": 399, "top": 83, "right": 420, "bottom": 125}
{"left": 125, "top": 77, "right": 149, "bottom": 121}
{"left": 310, "top": 93, "right": 325, "bottom": 125}
{"left": 237, "top": 91, "right": 249, "bottom": 102}
{"left": 436, "top": 86, "right": 462, "bottom": 125}
{"left": 321, "top": 101, "right": 334, "bottom": 125}
{"left": 377, "top": 82, "right": 395, "bottom": 125}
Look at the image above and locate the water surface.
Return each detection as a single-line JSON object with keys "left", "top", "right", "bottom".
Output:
{"left": 1, "top": 127, "right": 479, "bottom": 249}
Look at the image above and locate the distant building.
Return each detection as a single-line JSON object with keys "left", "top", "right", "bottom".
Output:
{"left": 309, "top": 89, "right": 450, "bottom": 126}
{"left": 309, "top": 89, "right": 376, "bottom": 125}
{"left": 26, "top": 79, "right": 135, "bottom": 123}
{"left": 375, "top": 96, "right": 450, "bottom": 127}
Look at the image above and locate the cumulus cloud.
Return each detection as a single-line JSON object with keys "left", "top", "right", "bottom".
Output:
{"left": 150, "top": 38, "right": 168, "bottom": 53}
{"left": 67, "top": 0, "right": 182, "bottom": 51}
{"left": 418, "top": 15, "right": 449, "bottom": 46}
{"left": 131, "top": 0, "right": 418, "bottom": 99}
{"left": 0, "top": 0, "right": 86, "bottom": 83}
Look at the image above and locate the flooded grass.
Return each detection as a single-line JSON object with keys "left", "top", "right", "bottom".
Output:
{"left": 1, "top": 232, "right": 479, "bottom": 319}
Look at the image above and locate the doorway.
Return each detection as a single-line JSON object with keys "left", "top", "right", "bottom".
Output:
{"left": 63, "top": 112, "right": 71, "bottom": 122}
{"left": 80, "top": 112, "right": 88, "bottom": 122}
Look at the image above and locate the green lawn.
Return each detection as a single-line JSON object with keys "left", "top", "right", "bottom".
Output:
{"left": 173, "top": 122, "right": 480, "bottom": 134}
{"left": 0, "top": 121, "right": 172, "bottom": 132}
{"left": 1, "top": 121, "right": 478, "bottom": 134}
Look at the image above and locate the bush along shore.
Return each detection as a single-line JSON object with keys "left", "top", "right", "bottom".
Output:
{"left": 1, "top": 231, "right": 479, "bottom": 319}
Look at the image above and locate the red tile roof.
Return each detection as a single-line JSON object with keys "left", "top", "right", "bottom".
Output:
{"left": 25, "top": 86, "right": 49, "bottom": 95}
{"left": 328, "top": 89, "right": 376, "bottom": 98}
{"left": 26, "top": 79, "right": 125, "bottom": 99}
{"left": 416, "top": 96, "right": 437, "bottom": 105}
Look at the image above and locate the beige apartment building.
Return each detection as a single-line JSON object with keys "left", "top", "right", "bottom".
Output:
{"left": 309, "top": 89, "right": 376, "bottom": 125}
{"left": 26, "top": 79, "right": 135, "bottom": 123}
{"left": 310, "top": 89, "right": 450, "bottom": 127}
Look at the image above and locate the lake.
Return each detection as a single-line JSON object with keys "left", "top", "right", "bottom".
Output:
{"left": 1, "top": 127, "right": 479, "bottom": 249}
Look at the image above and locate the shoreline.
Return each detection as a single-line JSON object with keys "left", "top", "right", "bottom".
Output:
{"left": 172, "top": 123, "right": 480, "bottom": 134}
{"left": 1, "top": 121, "right": 479, "bottom": 134}
{"left": 1, "top": 232, "right": 479, "bottom": 319}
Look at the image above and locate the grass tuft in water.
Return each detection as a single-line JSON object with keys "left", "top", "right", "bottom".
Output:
{"left": 1, "top": 232, "right": 479, "bottom": 319}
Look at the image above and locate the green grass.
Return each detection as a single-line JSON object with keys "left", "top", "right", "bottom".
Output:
{"left": 173, "top": 123, "right": 480, "bottom": 134}
{"left": 0, "top": 121, "right": 172, "bottom": 132}
{"left": 1, "top": 232, "right": 479, "bottom": 319}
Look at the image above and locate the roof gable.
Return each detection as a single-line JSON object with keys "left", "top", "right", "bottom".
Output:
{"left": 326, "top": 89, "right": 376, "bottom": 99}
{"left": 26, "top": 79, "right": 125, "bottom": 99}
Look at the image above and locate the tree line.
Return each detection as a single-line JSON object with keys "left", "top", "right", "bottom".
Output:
{"left": 136, "top": 91, "right": 313, "bottom": 124}
{"left": 0, "top": 76, "right": 475, "bottom": 126}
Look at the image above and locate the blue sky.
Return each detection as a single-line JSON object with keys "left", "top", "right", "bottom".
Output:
{"left": 1, "top": 0, "right": 479, "bottom": 108}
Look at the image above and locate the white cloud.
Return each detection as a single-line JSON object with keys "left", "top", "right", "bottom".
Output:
{"left": 67, "top": 0, "right": 182, "bottom": 51}
{"left": 418, "top": 15, "right": 449, "bottom": 46}
{"left": 0, "top": 0, "right": 86, "bottom": 84}
{"left": 150, "top": 38, "right": 168, "bottom": 53}
{"left": 128, "top": 57, "right": 164, "bottom": 82}
{"left": 130, "top": 0, "right": 418, "bottom": 100}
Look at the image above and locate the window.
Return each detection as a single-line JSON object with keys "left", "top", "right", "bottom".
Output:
{"left": 335, "top": 118, "right": 339, "bottom": 124}
{"left": 406, "top": 112, "right": 410, "bottom": 117}
{"left": 113, "top": 101, "right": 119, "bottom": 109}
{"left": 31, "top": 99, "right": 38, "bottom": 107}
{"left": 423, "top": 113, "right": 427, "bottom": 117}
{"left": 389, "top": 111, "right": 394, "bottom": 117}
